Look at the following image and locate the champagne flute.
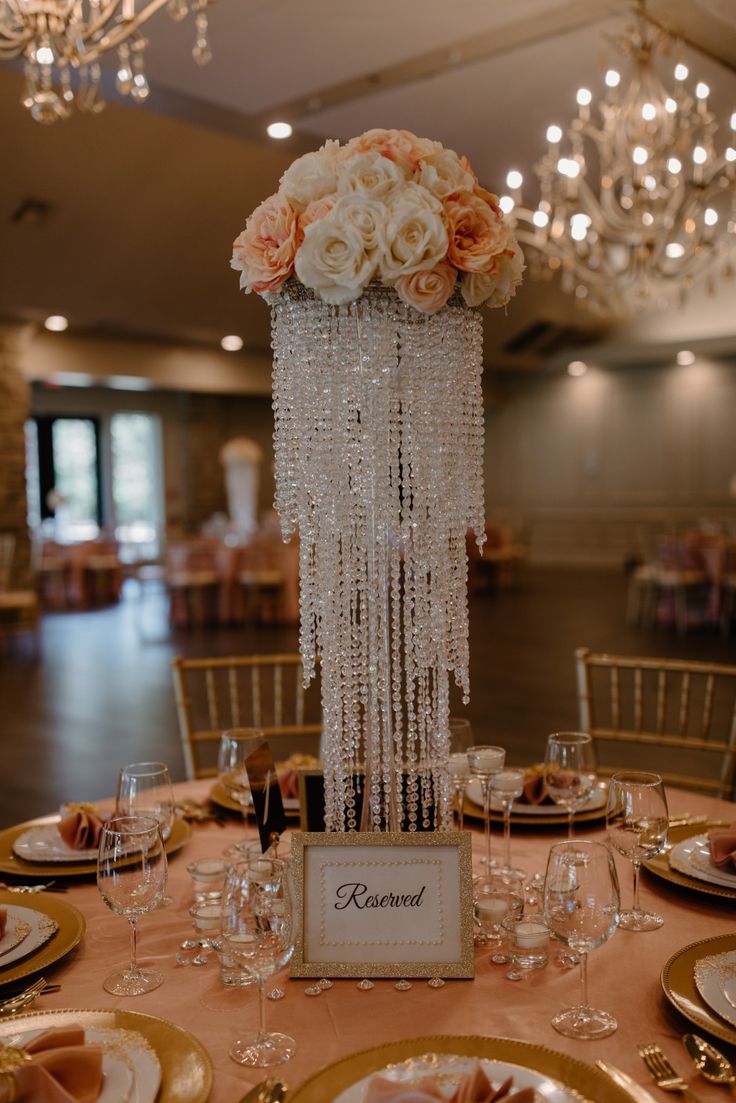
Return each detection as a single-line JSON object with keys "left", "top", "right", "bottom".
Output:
{"left": 544, "top": 732, "right": 597, "bottom": 838}
{"left": 606, "top": 771, "right": 669, "bottom": 932}
{"left": 543, "top": 838, "right": 620, "bottom": 1039}
{"left": 218, "top": 729, "right": 264, "bottom": 860}
{"left": 221, "top": 857, "right": 295, "bottom": 1067}
{"left": 97, "top": 815, "right": 167, "bottom": 995}
{"left": 447, "top": 752, "right": 470, "bottom": 831}
{"left": 468, "top": 745, "right": 505, "bottom": 875}
{"left": 490, "top": 768, "right": 526, "bottom": 881}
{"left": 117, "top": 761, "right": 174, "bottom": 905}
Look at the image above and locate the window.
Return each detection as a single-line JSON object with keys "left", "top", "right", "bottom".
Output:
{"left": 33, "top": 416, "right": 102, "bottom": 542}
{"left": 110, "top": 412, "right": 163, "bottom": 562}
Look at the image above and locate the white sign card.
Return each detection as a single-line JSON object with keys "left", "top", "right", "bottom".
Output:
{"left": 290, "top": 831, "right": 474, "bottom": 978}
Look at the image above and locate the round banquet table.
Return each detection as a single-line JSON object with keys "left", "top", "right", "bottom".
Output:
{"left": 11, "top": 781, "right": 736, "bottom": 1102}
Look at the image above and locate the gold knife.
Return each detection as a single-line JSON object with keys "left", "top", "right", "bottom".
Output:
{"left": 596, "top": 1060, "right": 660, "bottom": 1103}
{"left": 237, "top": 1080, "right": 287, "bottom": 1103}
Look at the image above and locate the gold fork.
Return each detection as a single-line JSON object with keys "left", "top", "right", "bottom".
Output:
{"left": 0, "top": 979, "right": 47, "bottom": 1016}
{"left": 639, "top": 1043, "right": 704, "bottom": 1103}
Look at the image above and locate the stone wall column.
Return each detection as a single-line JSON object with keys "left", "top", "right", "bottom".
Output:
{"left": 0, "top": 325, "right": 33, "bottom": 588}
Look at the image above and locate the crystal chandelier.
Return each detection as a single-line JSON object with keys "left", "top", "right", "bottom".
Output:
{"left": 500, "top": 2, "right": 736, "bottom": 316}
{"left": 0, "top": 0, "right": 215, "bottom": 124}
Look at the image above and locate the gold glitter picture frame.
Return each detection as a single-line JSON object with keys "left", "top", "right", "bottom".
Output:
{"left": 290, "top": 831, "right": 474, "bottom": 979}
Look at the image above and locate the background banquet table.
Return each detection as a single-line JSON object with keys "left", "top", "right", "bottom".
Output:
{"left": 15, "top": 781, "right": 736, "bottom": 1102}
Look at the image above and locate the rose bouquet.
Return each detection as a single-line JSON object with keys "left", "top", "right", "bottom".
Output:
{"left": 231, "top": 128, "right": 523, "bottom": 314}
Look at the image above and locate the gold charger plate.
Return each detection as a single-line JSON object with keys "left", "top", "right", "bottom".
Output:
{"left": 643, "top": 824, "right": 736, "bottom": 902}
{"left": 463, "top": 797, "right": 606, "bottom": 829}
{"left": 662, "top": 933, "right": 736, "bottom": 1047}
{"left": 289, "top": 1034, "right": 633, "bottom": 1103}
{"left": 0, "top": 889, "right": 85, "bottom": 987}
{"left": 209, "top": 780, "right": 301, "bottom": 818}
{"left": 0, "top": 1007, "right": 212, "bottom": 1102}
{"left": 0, "top": 815, "right": 191, "bottom": 878}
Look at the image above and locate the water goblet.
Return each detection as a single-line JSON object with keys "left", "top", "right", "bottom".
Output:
{"left": 490, "top": 768, "right": 526, "bottom": 881}
{"left": 544, "top": 732, "right": 597, "bottom": 838}
{"left": 447, "top": 752, "right": 470, "bottom": 831}
{"left": 606, "top": 771, "right": 669, "bottom": 931}
{"left": 221, "top": 857, "right": 295, "bottom": 1067}
{"left": 467, "top": 744, "right": 506, "bottom": 871}
{"left": 97, "top": 815, "right": 168, "bottom": 995}
{"left": 218, "top": 729, "right": 264, "bottom": 860}
{"left": 543, "top": 838, "right": 620, "bottom": 1039}
{"left": 449, "top": 717, "right": 473, "bottom": 752}
{"left": 116, "top": 761, "right": 174, "bottom": 840}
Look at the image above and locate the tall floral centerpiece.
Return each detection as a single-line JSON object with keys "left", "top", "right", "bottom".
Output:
{"left": 232, "top": 129, "right": 523, "bottom": 832}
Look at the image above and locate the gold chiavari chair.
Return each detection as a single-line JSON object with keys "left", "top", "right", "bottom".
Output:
{"left": 171, "top": 653, "right": 321, "bottom": 779}
{"left": 575, "top": 647, "right": 736, "bottom": 799}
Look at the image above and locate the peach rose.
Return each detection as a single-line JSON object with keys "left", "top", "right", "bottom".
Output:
{"left": 342, "top": 128, "right": 439, "bottom": 174}
{"left": 461, "top": 240, "right": 525, "bottom": 308}
{"left": 299, "top": 194, "right": 336, "bottom": 232}
{"left": 474, "top": 182, "right": 502, "bottom": 216}
{"left": 231, "top": 193, "right": 301, "bottom": 295}
{"left": 445, "top": 192, "right": 510, "bottom": 273}
{"left": 395, "top": 261, "right": 457, "bottom": 315}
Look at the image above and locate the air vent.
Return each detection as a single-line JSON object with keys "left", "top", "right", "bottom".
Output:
{"left": 10, "top": 198, "right": 54, "bottom": 226}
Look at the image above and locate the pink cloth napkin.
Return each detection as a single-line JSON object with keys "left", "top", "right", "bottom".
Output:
{"left": 364, "top": 1066, "right": 535, "bottom": 1103}
{"left": 57, "top": 809, "right": 105, "bottom": 851}
{"left": 519, "top": 766, "right": 554, "bottom": 806}
{"left": 0, "top": 1026, "right": 103, "bottom": 1103}
{"left": 0, "top": 907, "right": 7, "bottom": 939}
{"left": 708, "top": 827, "right": 736, "bottom": 871}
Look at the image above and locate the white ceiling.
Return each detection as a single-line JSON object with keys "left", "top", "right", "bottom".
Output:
{"left": 1, "top": 0, "right": 735, "bottom": 378}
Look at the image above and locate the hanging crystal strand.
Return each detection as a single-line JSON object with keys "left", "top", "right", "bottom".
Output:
{"left": 168, "top": 0, "right": 189, "bottom": 19}
{"left": 192, "top": 10, "right": 212, "bottom": 66}
{"left": 116, "top": 43, "right": 132, "bottom": 94}
{"left": 130, "top": 46, "right": 150, "bottom": 102}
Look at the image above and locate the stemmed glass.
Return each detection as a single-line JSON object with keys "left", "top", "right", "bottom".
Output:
{"left": 221, "top": 857, "right": 295, "bottom": 1067}
{"left": 543, "top": 838, "right": 620, "bottom": 1039}
{"left": 116, "top": 761, "right": 175, "bottom": 841}
{"left": 97, "top": 815, "right": 168, "bottom": 995}
{"left": 447, "top": 753, "right": 470, "bottom": 831}
{"left": 544, "top": 732, "right": 597, "bottom": 838}
{"left": 606, "top": 771, "right": 669, "bottom": 931}
{"left": 468, "top": 745, "right": 505, "bottom": 876}
{"left": 218, "top": 729, "right": 264, "bottom": 860}
{"left": 490, "top": 768, "right": 526, "bottom": 881}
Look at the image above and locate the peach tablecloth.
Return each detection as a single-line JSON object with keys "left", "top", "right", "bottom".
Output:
{"left": 21, "top": 782, "right": 736, "bottom": 1102}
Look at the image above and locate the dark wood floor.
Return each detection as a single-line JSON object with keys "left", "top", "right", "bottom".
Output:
{"left": 1, "top": 568, "right": 734, "bottom": 828}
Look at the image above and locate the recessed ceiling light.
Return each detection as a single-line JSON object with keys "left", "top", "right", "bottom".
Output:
{"left": 267, "top": 121, "right": 293, "bottom": 140}
{"left": 221, "top": 335, "right": 243, "bottom": 352}
{"left": 567, "top": 360, "right": 587, "bottom": 377}
{"left": 677, "top": 350, "right": 695, "bottom": 366}
{"left": 44, "top": 314, "right": 68, "bottom": 332}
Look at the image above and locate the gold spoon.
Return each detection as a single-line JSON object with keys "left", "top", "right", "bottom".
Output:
{"left": 683, "top": 1033, "right": 736, "bottom": 1085}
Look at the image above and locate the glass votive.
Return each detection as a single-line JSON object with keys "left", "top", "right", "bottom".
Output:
{"left": 187, "top": 858, "right": 227, "bottom": 903}
{"left": 503, "top": 914, "right": 550, "bottom": 977}
{"left": 474, "top": 884, "right": 524, "bottom": 962}
{"left": 189, "top": 901, "right": 224, "bottom": 940}
{"left": 211, "top": 935, "right": 257, "bottom": 987}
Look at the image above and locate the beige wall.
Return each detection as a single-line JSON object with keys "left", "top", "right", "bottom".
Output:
{"left": 485, "top": 356, "right": 736, "bottom": 566}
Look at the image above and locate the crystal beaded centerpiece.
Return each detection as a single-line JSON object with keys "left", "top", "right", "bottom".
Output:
{"left": 272, "top": 283, "right": 485, "bottom": 832}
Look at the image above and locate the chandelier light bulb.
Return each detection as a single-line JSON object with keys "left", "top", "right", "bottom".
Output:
{"left": 605, "top": 69, "right": 620, "bottom": 88}
{"left": 643, "top": 175, "right": 656, "bottom": 191}
{"left": 567, "top": 360, "right": 587, "bottom": 377}
{"left": 692, "top": 145, "right": 707, "bottom": 165}
{"left": 730, "top": 112, "right": 736, "bottom": 130}
{"left": 267, "top": 121, "right": 293, "bottom": 140}
{"left": 666, "top": 243, "right": 686, "bottom": 259}
{"left": 220, "top": 335, "right": 243, "bottom": 352}
{"left": 570, "top": 213, "right": 591, "bottom": 241}
{"left": 506, "top": 170, "right": 523, "bottom": 190}
{"left": 632, "top": 146, "right": 648, "bottom": 165}
{"left": 695, "top": 82, "right": 710, "bottom": 100}
{"left": 641, "top": 102, "right": 657, "bottom": 121}
{"left": 665, "top": 98, "right": 677, "bottom": 114}
{"left": 674, "top": 63, "right": 689, "bottom": 81}
{"left": 642, "top": 211, "right": 654, "bottom": 226}
{"left": 704, "top": 208, "right": 718, "bottom": 226}
{"left": 532, "top": 209, "right": 549, "bottom": 228}
{"left": 667, "top": 157, "right": 682, "bottom": 174}
{"left": 546, "top": 124, "right": 563, "bottom": 144}
{"left": 44, "top": 315, "right": 68, "bottom": 332}
{"left": 726, "top": 148, "right": 736, "bottom": 162}
{"left": 557, "top": 157, "right": 580, "bottom": 178}
{"left": 677, "top": 350, "right": 696, "bottom": 366}
{"left": 35, "top": 44, "right": 54, "bottom": 66}
{"left": 576, "top": 87, "right": 592, "bottom": 107}
{"left": 499, "top": 195, "right": 515, "bottom": 214}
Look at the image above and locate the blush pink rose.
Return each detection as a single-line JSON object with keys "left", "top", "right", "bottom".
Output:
{"left": 231, "top": 193, "right": 302, "bottom": 295}
{"left": 474, "top": 182, "right": 502, "bottom": 217}
{"left": 394, "top": 261, "right": 457, "bottom": 314}
{"left": 445, "top": 192, "right": 510, "bottom": 273}
{"left": 299, "top": 194, "right": 336, "bottom": 232}
{"left": 342, "top": 128, "right": 439, "bottom": 174}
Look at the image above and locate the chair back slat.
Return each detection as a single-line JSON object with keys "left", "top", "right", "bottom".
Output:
{"left": 252, "top": 665, "right": 261, "bottom": 727}
{"left": 274, "top": 663, "right": 283, "bottom": 729}
{"left": 205, "top": 668, "right": 219, "bottom": 730}
{"left": 702, "top": 674, "right": 715, "bottom": 739}
{"left": 633, "top": 667, "right": 643, "bottom": 731}
{"left": 610, "top": 666, "right": 620, "bottom": 730}
{"left": 656, "top": 670, "right": 666, "bottom": 733}
{"left": 228, "top": 666, "right": 240, "bottom": 728}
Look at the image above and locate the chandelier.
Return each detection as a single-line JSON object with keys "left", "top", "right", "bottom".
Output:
{"left": 500, "top": 2, "right": 736, "bottom": 316}
{"left": 0, "top": 0, "right": 215, "bottom": 124}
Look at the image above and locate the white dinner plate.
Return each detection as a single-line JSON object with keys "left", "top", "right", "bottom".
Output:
{"left": 669, "top": 835, "right": 736, "bottom": 889}
{"left": 465, "top": 779, "right": 607, "bottom": 816}
{"left": 0, "top": 905, "right": 58, "bottom": 970}
{"left": 8, "top": 1025, "right": 161, "bottom": 1103}
{"left": 337, "top": 1052, "right": 576, "bottom": 1103}
{"left": 694, "top": 950, "right": 736, "bottom": 1030}
{"left": 12, "top": 823, "right": 99, "bottom": 863}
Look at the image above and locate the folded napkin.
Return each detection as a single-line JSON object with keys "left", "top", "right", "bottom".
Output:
{"left": 708, "top": 827, "right": 736, "bottom": 871}
{"left": 0, "top": 1025, "right": 103, "bottom": 1103}
{"left": 0, "top": 908, "right": 7, "bottom": 939}
{"left": 276, "top": 754, "right": 320, "bottom": 801}
{"left": 364, "top": 1066, "right": 535, "bottom": 1103}
{"left": 57, "top": 805, "right": 106, "bottom": 851}
{"left": 518, "top": 765, "right": 554, "bottom": 807}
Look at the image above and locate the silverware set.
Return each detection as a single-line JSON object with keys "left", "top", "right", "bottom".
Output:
{"left": 0, "top": 881, "right": 65, "bottom": 894}
{"left": 0, "top": 978, "right": 61, "bottom": 1015}
{"left": 238, "top": 1079, "right": 287, "bottom": 1103}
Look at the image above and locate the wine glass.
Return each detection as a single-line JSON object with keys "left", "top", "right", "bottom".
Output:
{"left": 221, "top": 857, "right": 295, "bottom": 1067}
{"left": 606, "top": 771, "right": 669, "bottom": 932}
{"left": 449, "top": 717, "right": 473, "bottom": 752}
{"left": 543, "top": 838, "right": 620, "bottom": 1039}
{"left": 97, "top": 815, "right": 168, "bottom": 995}
{"left": 544, "top": 732, "right": 597, "bottom": 838}
{"left": 467, "top": 745, "right": 506, "bottom": 873}
{"left": 490, "top": 768, "right": 526, "bottom": 881}
{"left": 116, "top": 761, "right": 175, "bottom": 840}
{"left": 447, "top": 752, "right": 470, "bottom": 831}
{"left": 218, "top": 729, "right": 264, "bottom": 860}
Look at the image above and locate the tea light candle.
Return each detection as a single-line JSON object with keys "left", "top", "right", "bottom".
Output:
{"left": 447, "top": 754, "right": 470, "bottom": 780}
{"left": 187, "top": 859, "right": 227, "bottom": 883}
{"left": 469, "top": 748, "right": 505, "bottom": 773}
{"left": 476, "top": 896, "right": 510, "bottom": 922}
{"left": 513, "top": 920, "right": 549, "bottom": 949}
{"left": 491, "top": 769, "right": 525, "bottom": 793}
{"left": 189, "top": 903, "right": 223, "bottom": 932}
{"left": 248, "top": 860, "right": 275, "bottom": 883}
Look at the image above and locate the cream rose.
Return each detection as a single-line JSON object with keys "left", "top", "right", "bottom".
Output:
{"left": 330, "top": 194, "right": 388, "bottom": 258}
{"left": 461, "top": 241, "right": 525, "bottom": 308}
{"left": 294, "top": 216, "right": 376, "bottom": 305}
{"left": 280, "top": 149, "right": 337, "bottom": 214}
{"left": 380, "top": 185, "right": 448, "bottom": 280}
{"left": 337, "top": 152, "right": 407, "bottom": 202}
{"left": 230, "top": 192, "right": 301, "bottom": 295}
{"left": 341, "top": 128, "right": 439, "bottom": 173}
{"left": 445, "top": 192, "right": 510, "bottom": 273}
{"left": 416, "top": 149, "right": 475, "bottom": 200}
{"left": 395, "top": 261, "right": 457, "bottom": 315}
